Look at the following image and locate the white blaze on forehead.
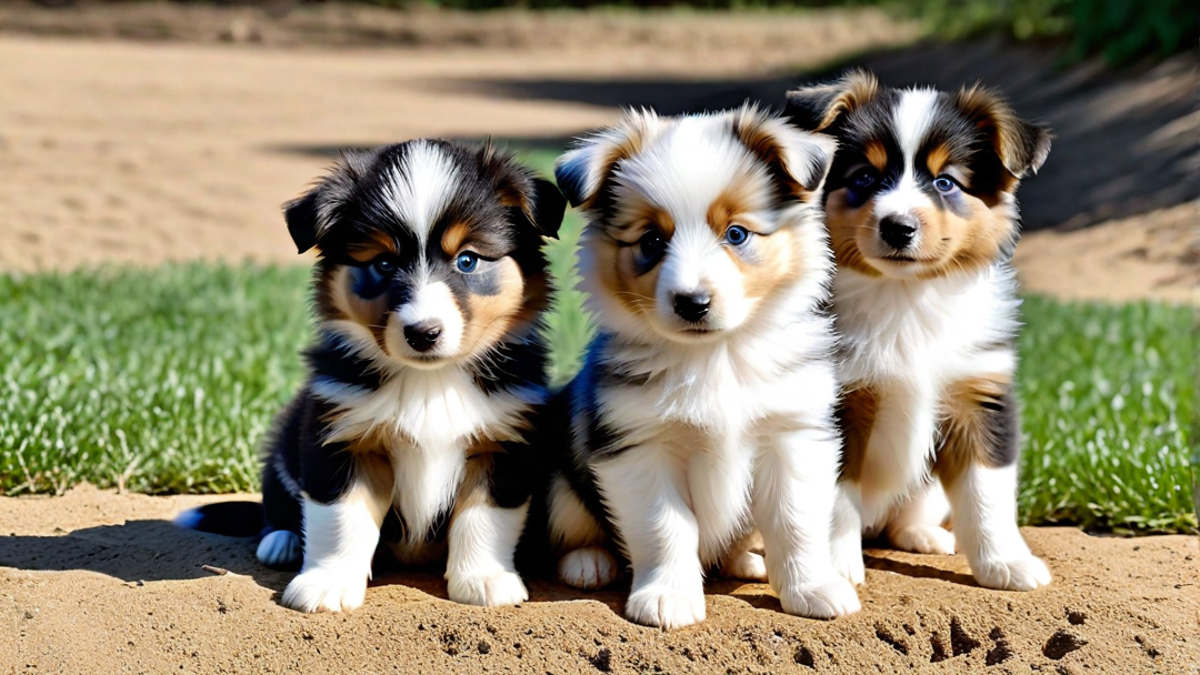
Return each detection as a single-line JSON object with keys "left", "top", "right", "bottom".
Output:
{"left": 874, "top": 88, "right": 940, "bottom": 222}
{"left": 383, "top": 140, "right": 461, "bottom": 244}
{"left": 616, "top": 115, "right": 752, "bottom": 227}
{"left": 893, "top": 88, "right": 940, "bottom": 162}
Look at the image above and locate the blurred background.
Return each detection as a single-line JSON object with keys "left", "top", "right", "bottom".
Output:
{"left": 0, "top": 0, "right": 1195, "bottom": 534}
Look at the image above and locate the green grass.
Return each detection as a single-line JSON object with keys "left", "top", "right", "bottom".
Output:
{"left": 0, "top": 150, "right": 1194, "bottom": 534}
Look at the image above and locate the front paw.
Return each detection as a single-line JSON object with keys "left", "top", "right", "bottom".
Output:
{"left": 625, "top": 581, "right": 706, "bottom": 629}
{"left": 281, "top": 568, "right": 368, "bottom": 613}
{"left": 889, "top": 524, "right": 957, "bottom": 555}
{"left": 447, "top": 571, "right": 529, "bottom": 606}
{"left": 971, "top": 555, "right": 1051, "bottom": 591}
{"left": 559, "top": 547, "right": 619, "bottom": 590}
{"left": 778, "top": 576, "right": 861, "bottom": 619}
{"left": 721, "top": 550, "right": 767, "bottom": 582}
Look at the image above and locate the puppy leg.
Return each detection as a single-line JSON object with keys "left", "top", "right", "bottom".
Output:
{"left": 753, "top": 427, "right": 860, "bottom": 618}
{"left": 548, "top": 473, "right": 619, "bottom": 590}
{"left": 938, "top": 379, "right": 1050, "bottom": 591}
{"left": 445, "top": 454, "right": 529, "bottom": 606}
{"left": 886, "top": 480, "right": 956, "bottom": 555}
{"left": 594, "top": 442, "right": 705, "bottom": 630}
{"left": 830, "top": 484, "right": 865, "bottom": 585}
{"left": 720, "top": 531, "right": 767, "bottom": 582}
{"left": 281, "top": 465, "right": 391, "bottom": 613}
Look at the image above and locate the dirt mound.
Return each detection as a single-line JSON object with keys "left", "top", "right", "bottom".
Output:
{"left": 2, "top": 485, "right": 1197, "bottom": 674}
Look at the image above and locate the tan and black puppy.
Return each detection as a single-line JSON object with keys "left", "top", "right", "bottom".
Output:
{"left": 180, "top": 140, "right": 565, "bottom": 612}
{"left": 785, "top": 70, "right": 1053, "bottom": 591}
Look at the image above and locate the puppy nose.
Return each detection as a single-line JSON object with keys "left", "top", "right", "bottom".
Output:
{"left": 672, "top": 291, "right": 711, "bottom": 323}
{"left": 879, "top": 214, "right": 920, "bottom": 249}
{"left": 403, "top": 321, "right": 443, "bottom": 353}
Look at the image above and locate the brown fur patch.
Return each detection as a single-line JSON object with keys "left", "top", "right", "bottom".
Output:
{"left": 934, "top": 374, "right": 1013, "bottom": 486}
{"left": 346, "top": 231, "right": 399, "bottom": 263}
{"left": 911, "top": 200, "right": 1017, "bottom": 280}
{"left": 825, "top": 189, "right": 882, "bottom": 277}
{"left": 730, "top": 112, "right": 810, "bottom": 199}
{"left": 460, "top": 258, "right": 529, "bottom": 356}
{"left": 811, "top": 70, "right": 879, "bottom": 132}
{"left": 736, "top": 225, "right": 801, "bottom": 300}
{"left": 453, "top": 448, "right": 498, "bottom": 514}
{"left": 619, "top": 201, "right": 675, "bottom": 239}
{"left": 955, "top": 84, "right": 1050, "bottom": 181}
{"left": 588, "top": 229, "right": 659, "bottom": 320}
{"left": 837, "top": 384, "right": 879, "bottom": 483}
{"left": 441, "top": 222, "right": 471, "bottom": 256}
{"left": 864, "top": 141, "right": 889, "bottom": 173}
{"left": 326, "top": 265, "right": 388, "bottom": 342}
{"left": 925, "top": 143, "right": 952, "bottom": 177}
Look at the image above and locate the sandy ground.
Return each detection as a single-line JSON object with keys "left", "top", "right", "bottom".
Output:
{"left": 0, "top": 8, "right": 1197, "bottom": 675}
{"left": 2, "top": 484, "right": 1198, "bottom": 674}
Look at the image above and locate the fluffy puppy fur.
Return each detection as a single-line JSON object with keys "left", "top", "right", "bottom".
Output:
{"left": 785, "top": 71, "right": 1053, "bottom": 591}
{"left": 183, "top": 140, "right": 565, "bottom": 612}
{"left": 546, "top": 105, "right": 860, "bottom": 629}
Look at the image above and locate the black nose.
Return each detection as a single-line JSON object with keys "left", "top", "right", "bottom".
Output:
{"left": 879, "top": 214, "right": 920, "bottom": 250}
{"left": 403, "top": 321, "right": 443, "bottom": 353}
{"left": 672, "top": 292, "right": 711, "bottom": 323}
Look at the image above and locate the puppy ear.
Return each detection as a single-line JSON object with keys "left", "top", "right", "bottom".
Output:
{"left": 554, "top": 109, "right": 661, "bottom": 210}
{"left": 955, "top": 84, "right": 1052, "bottom": 179}
{"left": 785, "top": 68, "right": 879, "bottom": 132}
{"left": 281, "top": 149, "right": 375, "bottom": 255}
{"left": 283, "top": 190, "right": 321, "bottom": 255}
{"left": 529, "top": 178, "right": 567, "bottom": 237}
{"left": 731, "top": 104, "right": 839, "bottom": 200}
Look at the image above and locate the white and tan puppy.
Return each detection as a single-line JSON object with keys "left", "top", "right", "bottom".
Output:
{"left": 786, "top": 71, "right": 1053, "bottom": 591}
{"left": 545, "top": 104, "right": 860, "bottom": 629}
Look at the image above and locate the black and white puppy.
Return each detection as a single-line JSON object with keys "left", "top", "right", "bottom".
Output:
{"left": 545, "top": 105, "right": 860, "bottom": 629}
{"left": 181, "top": 140, "right": 565, "bottom": 612}
{"left": 785, "top": 71, "right": 1053, "bottom": 591}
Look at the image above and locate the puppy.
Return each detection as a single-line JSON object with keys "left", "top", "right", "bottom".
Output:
{"left": 785, "top": 71, "right": 1053, "bottom": 591}
{"left": 545, "top": 104, "right": 860, "bottom": 629}
{"left": 180, "top": 140, "right": 565, "bottom": 612}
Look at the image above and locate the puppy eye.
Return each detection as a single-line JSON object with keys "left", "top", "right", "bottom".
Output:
{"left": 724, "top": 225, "right": 750, "bottom": 246}
{"left": 371, "top": 255, "right": 397, "bottom": 275}
{"left": 455, "top": 252, "right": 479, "bottom": 274}
{"left": 850, "top": 168, "right": 878, "bottom": 191}
{"left": 934, "top": 176, "right": 958, "bottom": 193}
{"left": 635, "top": 229, "right": 666, "bottom": 272}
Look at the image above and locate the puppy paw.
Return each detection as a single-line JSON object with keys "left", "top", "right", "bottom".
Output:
{"left": 281, "top": 568, "right": 368, "bottom": 613}
{"left": 971, "top": 555, "right": 1051, "bottom": 591}
{"left": 256, "top": 530, "right": 302, "bottom": 569}
{"left": 889, "top": 524, "right": 956, "bottom": 556}
{"left": 559, "top": 547, "right": 619, "bottom": 590}
{"left": 721, "top": 550, "right": 767, "bottom": 582}
{"left": 830, "top": 538, "right": 865, "bottom": 586}
{"left": 778, "top": 576, "right": 861, "bottom": 619}
{"left": 625, "top": 582, "right": 706, "bottom": 629}
{"left": 447, "top": 571, "right": 529, "bottom": 607}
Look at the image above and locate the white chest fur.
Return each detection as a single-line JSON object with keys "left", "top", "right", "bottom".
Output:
{"left": 317, "top": 367, "right": 534, "bottom": 540}
{"left": 833, "top": 265, "right": 1020, "bottom": 524}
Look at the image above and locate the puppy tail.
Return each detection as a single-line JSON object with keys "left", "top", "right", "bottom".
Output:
{"left": 174, "top": 501, "right": 265, "bottom": 539}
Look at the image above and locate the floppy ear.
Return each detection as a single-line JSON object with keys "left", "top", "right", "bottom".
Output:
{"left": 283, "top": 189, "right": 321, "bottom": 255}
{"left": 554, "top": 109, "right": 661, "bottom": 211}
{"left": 785, "top": 68, "right": 879, "bottom": 133}
{"left": 281, "top": 149, "right": 375, "bottom": 255}
{"left": 731, "top": 104, "right": 839, "bottom": 200}
{"left": 955, "top": 84, "right": 1052, "bottom": 179}
{"left": 529, "top": 178, "right": 567, "bottom": 237}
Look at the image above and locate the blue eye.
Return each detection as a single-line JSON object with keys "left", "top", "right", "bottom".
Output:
{"left": 371, "top": 256, "right": 396, "bottom": 276}
{"left": 725, "top": 225, "right": 749, "bottom": 246}
{"left": 934, "top": 176, "right": 957, "bottom": 193}
{"left": 850, "top": 169, "right": 878, "bottom": 191}
{"left": 455, "top": 252, "right": 479, "bottom": 273}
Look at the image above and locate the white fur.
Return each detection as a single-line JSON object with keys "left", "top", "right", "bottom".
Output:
{"left": 445, "top": 499, "right": 530, "bottom": 606}
{"left": 559, "top": 547, "right": 619, "bottom": 590}
{"left": 548, "top": 474, "right": 605, "bottom": 549}
{"left": 282, "top": 484, "right": 389, "bottom": 613}
{"left": 257, "top": 529, "right": 302, "bottom": 567}
{"left": 384, "top": 140, "right": 461, "bottom": 245}
{"left": 557, "top": 106, "right": 856, "bottom": 627}
{"left": 833, "top": 262, "right": 1048, "bottom": 590}
{"left": 945, "top": 462, "right": 1050, "bottom": 590}
{"left": 391, "top": 278, "right": 466, "bottom": 361}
